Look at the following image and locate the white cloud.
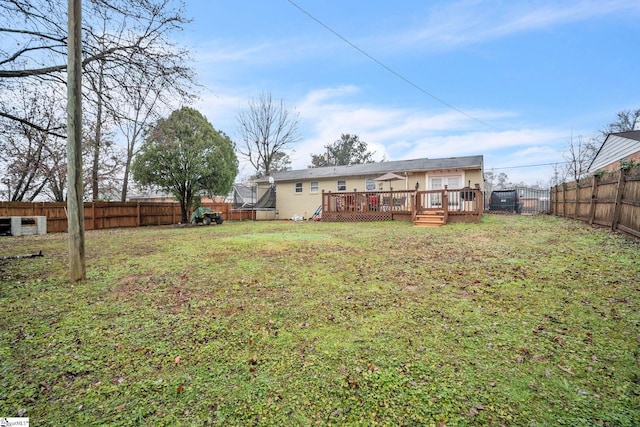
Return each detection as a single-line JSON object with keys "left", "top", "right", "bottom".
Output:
{"left": 289, "top": 86, "right": 569, "bottom": 184}
{"left": 192, "top": 84, "right": 573, "bottom": 185}
{"left": 395, "top": 0, "right": 640, "bottom": 51}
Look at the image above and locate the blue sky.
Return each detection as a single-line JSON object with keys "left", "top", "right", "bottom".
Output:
{"left": 178, "top": 0, "right": 640, "bottom": 185}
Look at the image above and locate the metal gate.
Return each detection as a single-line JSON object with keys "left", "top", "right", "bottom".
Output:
{"left": 485, "top": 187, "right": 550, "bottom": 214}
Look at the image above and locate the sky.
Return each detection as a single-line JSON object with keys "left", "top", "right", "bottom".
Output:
{"left": 177, "top": 0, "right": 640, "bottom": 185}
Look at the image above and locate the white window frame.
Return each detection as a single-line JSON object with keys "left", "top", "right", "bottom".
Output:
{"left": 426, "top": 173, "right": 464, "bottom": 208}
{"left": 310, "top": 181, "right": 319, "bottom": 193}
{"left": 295, "top": 182, "right": 303, "bottom": 193}
{"left": 365, "top": 178, "right": 376, "bottom": 191}
{"left": 337, "top": 180, "right": 347, "bottom": 192}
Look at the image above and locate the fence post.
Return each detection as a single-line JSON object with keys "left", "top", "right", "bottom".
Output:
{"left": 562, "top": 183, "right": 566, "bottom": 217}
{"left": 611, "top": 168, "right": 627, "bottom": 232}
{"left": 573, "top": 181, "right": 578, "bottom": 220}
{"left": 588, "top": 175, "right": 598, "bottom": 225}
{"left": 136, "top": 202, "right": 141, "bottom": 226}
{"left": 91, "top": 202, "right": 96, "bottom": 230}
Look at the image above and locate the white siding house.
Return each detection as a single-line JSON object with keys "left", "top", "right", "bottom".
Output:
{"left": 588, "top": 131, "right": 640, "bottom": 174}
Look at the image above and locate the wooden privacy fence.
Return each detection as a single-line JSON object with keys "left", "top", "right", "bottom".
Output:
{"left": 551, "top": 167, "right": 640, "bottom": 238}
{"left": 0, "top": 201, "right": 251, "bottom": 233}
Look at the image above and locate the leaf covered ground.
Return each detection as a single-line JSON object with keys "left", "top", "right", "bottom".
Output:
{"left": 1, "top": 215, "right": 639, "bottom": 426}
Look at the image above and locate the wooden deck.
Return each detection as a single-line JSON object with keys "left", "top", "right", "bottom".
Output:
{"left": 321, "top": 188, "right": 483, "bottom": 225}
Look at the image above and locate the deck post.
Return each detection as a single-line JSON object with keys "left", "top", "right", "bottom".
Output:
{"left": 443, "top": 185, "right": 449, "bottom": 224}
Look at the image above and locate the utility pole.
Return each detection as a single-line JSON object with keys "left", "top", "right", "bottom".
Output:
{"left": 67, "top": 0, "right": 86, "bottom": 281}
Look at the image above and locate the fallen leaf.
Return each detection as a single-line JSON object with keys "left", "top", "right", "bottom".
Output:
{"left": 174, "top": 356, "right": 182, "bottom": 364}
{"left": 115, "top": 403, "right": 127, "bottom": 411}
{"left": 249, "top": 355, "right": 258, "bottom": 365}
{"left": 176, "top": 385, "right": 185, "bottom": 393}
{"left": 557, "top": 364, "right": 575, "bottom": 375}
{"left": 345, "top": 375, "right": 359, "bottom": 388}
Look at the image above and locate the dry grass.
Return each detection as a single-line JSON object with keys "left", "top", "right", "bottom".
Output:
{"left": 1, "top": 214, "right": 639, "bottom": 426}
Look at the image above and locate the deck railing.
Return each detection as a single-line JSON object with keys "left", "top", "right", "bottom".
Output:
{"left": 322, "top": 187, "right": 483, "bottom": 223}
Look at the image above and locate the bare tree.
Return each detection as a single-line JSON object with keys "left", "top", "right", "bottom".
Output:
{"left": 236, "top": 92, "right": 300, "bottom": 178}
{"left": 0, "top": 0, "right": 195, "bottom": 199}
{"left": 82, "top": 122, "right": 124, "bottom": 200}
{"left": 483, "top": 169, "right": 509, "bottom": 193}
{"left": 1, "top": 0, "right": 194, "bottom": 281}
{"left": 562, "top": 134, "right": 597, "bottom": 182}
{"left": 601, "top": 108, "right": 640, "bottom": 136}
{"left": 79, "top": 2, "right": 195, "bottom": 200}
{"left": 113, "top": 62, "right": 192, "bottom": 201}
{"left": 0, "top": 83, "right": 66, "bottom": 201}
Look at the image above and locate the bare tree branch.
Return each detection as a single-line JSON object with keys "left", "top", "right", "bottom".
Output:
{"left": 236, "top": 92, "right": 300, "bottom": 178}
{"left": 0, "top": 110, "right": 66, "bottom": 139}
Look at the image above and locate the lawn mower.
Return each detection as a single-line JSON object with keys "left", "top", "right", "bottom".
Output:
{"left": 190, "top": 207, "right": 224, "bottom": 225}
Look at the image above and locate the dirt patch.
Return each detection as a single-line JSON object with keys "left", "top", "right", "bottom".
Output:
{"left": 114, "top": 273, "right": 192, "bottom": 313}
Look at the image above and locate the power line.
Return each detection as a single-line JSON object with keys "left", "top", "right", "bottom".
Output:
{"left": 286, "top": 0, "right": 499, "bottom": 130}
{"left": 487, "top": 162, "right": 562, "bottom": 171}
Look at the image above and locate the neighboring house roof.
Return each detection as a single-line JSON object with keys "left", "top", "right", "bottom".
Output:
{"left": 588, "top": 130, "right": 640, "bottom": 173}
{"left": 256, "top": 155, "right": 484, "bottom": 183}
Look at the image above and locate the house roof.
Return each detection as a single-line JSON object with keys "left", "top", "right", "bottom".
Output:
{"left": 588, "top": 130, "right": 640, "bottom": 173}
{"left": 256, "top": 155, "right": 484, "bottom": 183}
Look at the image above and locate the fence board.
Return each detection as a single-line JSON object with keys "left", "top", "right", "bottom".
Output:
{"left": 0, "top": 201, "right": 250, "bottom": 233}
{"left": 551, "top": 167, "right": 640, "bottom": 238}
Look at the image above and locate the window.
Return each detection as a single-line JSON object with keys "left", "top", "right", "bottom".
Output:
{"left": 310, "top": 181, "right": 319, "bottom": 193}
{"left": 365, "top": 178, "right": 376, "bottom": 191}
{"left": 337, "top": 180, "right": 347, "bottom": 192}
{"left": 295, "top": 182, "right": 303, "bottom": 193}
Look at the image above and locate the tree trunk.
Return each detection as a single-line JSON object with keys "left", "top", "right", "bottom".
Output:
{"left": 92, "top": 61, "right": 105, "bottom": 201}
{"left": 67, "top": 0, "right": 86, "bottom": 282}
{"left": 120, "top": 128, "right": 137, "bottom": 202}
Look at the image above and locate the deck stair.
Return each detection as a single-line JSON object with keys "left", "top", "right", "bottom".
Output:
{"left": 414, "top": 210, "right": 446, "bottom": 227}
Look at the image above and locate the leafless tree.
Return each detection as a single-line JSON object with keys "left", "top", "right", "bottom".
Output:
{"left": 82, "top": 122, "right": 124, "bottom": 200}
{"left": 601, "top": 108, "right": 640, "bottom": 136}
{"left": 236, "top": 92, "right": 301, "bottom": 178}
{"left": 79, "top": 2, "right": 195, "bottom": 200}
{"left": 562, "top": 134, "right": 597, "bottom": 183}
{"left": 112, "top": 61, "right": 191, "bottom": 201}
{"left": 483, "top": 169, "right": 509, "bottom": 193}
{"left": 0, "top": 83, "right": 66, "bottom": 201}
{"left": 1, "top": 0, "right": 195, "bottom": 281}
{"left": 0, "top": 0, "right": 196, "bottom": 198}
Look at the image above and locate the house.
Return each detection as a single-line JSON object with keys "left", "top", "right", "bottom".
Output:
{"left": 588, "top": 131, "right": 640, "bottom": 174}
{"left": 256, "top": 155, "right": 484, "bottom": 221}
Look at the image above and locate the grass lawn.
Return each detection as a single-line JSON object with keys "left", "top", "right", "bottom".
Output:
{"left": 1, "top": 214, "right": 639, "bottom": 426}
